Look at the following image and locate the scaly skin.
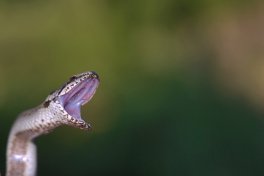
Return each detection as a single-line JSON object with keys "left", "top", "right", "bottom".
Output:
{"left": 5, "top": 71, "right": 100, "bottom": 176}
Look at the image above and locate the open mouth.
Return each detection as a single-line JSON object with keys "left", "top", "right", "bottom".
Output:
{"left": 58, "top": 76, "right": 99, "bottom": 121}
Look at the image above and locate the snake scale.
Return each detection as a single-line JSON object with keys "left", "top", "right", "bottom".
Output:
{"left": 1, "top": 71, "right": 100, "bottom": 176}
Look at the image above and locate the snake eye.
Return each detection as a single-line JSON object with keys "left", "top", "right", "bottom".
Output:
{"left": 69, "top": 76, "right": 77, "bottom": 81}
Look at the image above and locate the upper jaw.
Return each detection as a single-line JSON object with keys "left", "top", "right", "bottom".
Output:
{"left": 55, "top": 71, "right": 100, "bottom": 130}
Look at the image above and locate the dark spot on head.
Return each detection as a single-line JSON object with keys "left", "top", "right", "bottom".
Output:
{"left": 44, "top": 100, "right": 50, "bottom": 108}
{"left": 69, "top": 76, "right": 77, "bottom": 81}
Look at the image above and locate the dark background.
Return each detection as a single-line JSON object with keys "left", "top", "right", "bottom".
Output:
{"left": 1, "top": 0, "right": 264, "bottom": 175}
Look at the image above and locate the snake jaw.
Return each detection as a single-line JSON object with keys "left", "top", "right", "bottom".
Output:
{"left": 56, "top": 72, "right": 100, "bottom": 129}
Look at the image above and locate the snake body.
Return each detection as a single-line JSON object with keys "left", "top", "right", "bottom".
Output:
{"left": 4, "top": 71, "right": 100, "bottom": 176}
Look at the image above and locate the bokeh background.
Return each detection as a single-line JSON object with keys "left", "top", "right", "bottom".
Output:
{"left": 1, "top": 0, "right": 264, "bottom": 175}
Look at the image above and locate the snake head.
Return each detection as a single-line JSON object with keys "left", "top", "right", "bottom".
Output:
{"left": 45, "top": 71, "right": 100, "bottom": 130}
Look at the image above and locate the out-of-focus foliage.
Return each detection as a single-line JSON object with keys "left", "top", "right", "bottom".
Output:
{"left": 1, "top": 0, "right": 264, "bottom": 175}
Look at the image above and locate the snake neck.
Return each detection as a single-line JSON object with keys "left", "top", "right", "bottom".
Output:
{"left": 6, "top": 104, "right": 63, "bottom": 176}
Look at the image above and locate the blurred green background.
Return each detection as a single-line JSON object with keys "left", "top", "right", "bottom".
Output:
{"left": 1, "top": 0, "right": 264, "bottom": 175}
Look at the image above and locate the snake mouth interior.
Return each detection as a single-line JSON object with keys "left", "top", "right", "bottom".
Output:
{"left": 59, "top": 77, "right": 99, "bottom": 120}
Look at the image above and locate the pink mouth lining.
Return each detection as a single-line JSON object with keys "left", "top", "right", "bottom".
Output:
{"left": 59, "top": 78, "right": 99, "bottom": 120}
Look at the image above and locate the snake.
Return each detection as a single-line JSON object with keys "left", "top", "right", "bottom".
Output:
{"left": 2, "top": 71, "right": 100, "bottom": 176}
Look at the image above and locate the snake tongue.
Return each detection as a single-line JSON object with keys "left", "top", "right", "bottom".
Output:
{"left": 59, "top": 78, "right": 99, "bottom": 120}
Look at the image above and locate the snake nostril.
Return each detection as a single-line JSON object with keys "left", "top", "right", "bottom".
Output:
{"left": 90, "top": 71, "right": 99, "bottom": 80}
